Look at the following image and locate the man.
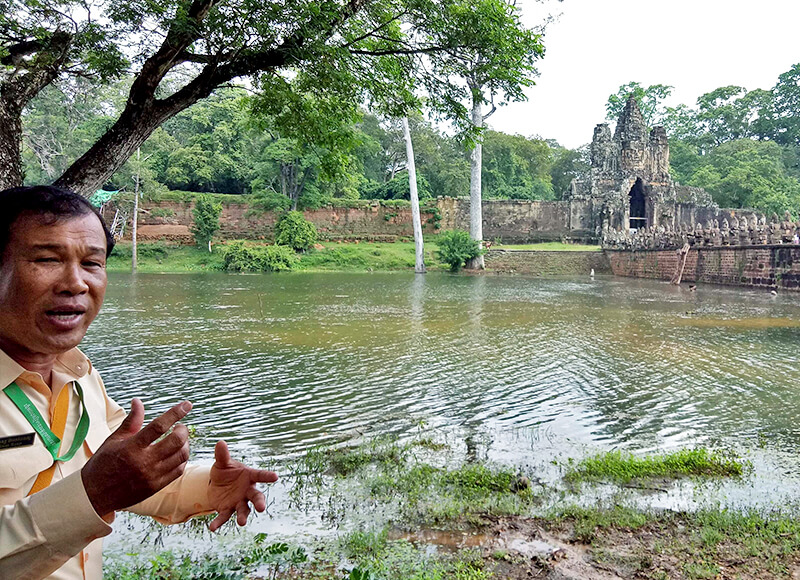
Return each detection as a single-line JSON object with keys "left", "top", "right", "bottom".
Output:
{"left": 0, "top": 185, "right": 278, "bottom": 579}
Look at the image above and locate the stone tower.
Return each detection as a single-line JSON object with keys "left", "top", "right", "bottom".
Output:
{"left": 566, "top": 95, "right": 711, "bottom": 237}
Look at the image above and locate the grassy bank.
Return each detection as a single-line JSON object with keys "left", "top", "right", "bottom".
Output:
{"left": 104, "top": 436, "right": 795, "bottom": 580}
{"left": 107, "top": 240, "right": 601, "bottom": 274}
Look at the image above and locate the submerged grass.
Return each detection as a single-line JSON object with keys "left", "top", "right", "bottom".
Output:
{"left": 104, "top": 437, "right": 800, "bottom": 580}
{"left": 563, "top": 448, "right": 750, "bottom": 484}
{"left": 289, "top": 435, "right": 538, "bottom": 528}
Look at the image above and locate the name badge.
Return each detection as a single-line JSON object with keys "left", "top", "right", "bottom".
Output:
{"left": 0, "top": 433, "right": 35, "bottom": 450}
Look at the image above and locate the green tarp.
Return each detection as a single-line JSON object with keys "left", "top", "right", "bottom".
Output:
{"left": 89, "top": 189, "right": 119, "bottom": 207}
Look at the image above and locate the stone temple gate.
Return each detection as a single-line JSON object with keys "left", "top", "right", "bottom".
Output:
{"left": 565, "top": 95, "right": 716, "bottom": 239}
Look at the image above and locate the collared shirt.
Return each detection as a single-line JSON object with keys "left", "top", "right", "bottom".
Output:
{"left": 0, "top": 348, "right": 213, "bottom": 580}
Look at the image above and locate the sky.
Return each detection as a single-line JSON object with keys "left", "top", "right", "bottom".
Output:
{"left": 486, "top": 0, "right": 800, "bottom": 149}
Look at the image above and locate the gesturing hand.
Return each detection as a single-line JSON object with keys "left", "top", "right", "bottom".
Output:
{"left": 207, "top": 440, "right": 278, "bottom": 532}
{"left": 81, "top": 398, "right": 192, "bottom": 518}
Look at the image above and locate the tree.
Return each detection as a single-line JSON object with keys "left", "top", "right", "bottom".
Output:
{"left": 682, "top": 140, "right": 800, "bottom": 215}
{"left": 606, "top": 82, "right": 673, "bottom": 127}
{"left": 481, "top": 131, "right": 554, "bottom": 199}
{"left": 402, "top": 116, "right": 425, "bottom": 273}
{"left": 191, "top": 195, "right": 222, "bottom": 252}
{"left": 0, "top": 0, "right": 127, "bottom": 189}
{"left": 417, "top": 0, "right": 545, "bottom": 269}
{"left": 768, "top": 63, "right": 800, "bottom": 146}
{"left": 3, "top": 0, "right": 539, "bottom": 196}
{"left": 550, "top": 145, "right": 589, "bottom": 200}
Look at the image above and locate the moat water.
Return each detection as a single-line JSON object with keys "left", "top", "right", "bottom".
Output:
{"left": 86, "top": 272, "right": 800, "bottom": 543}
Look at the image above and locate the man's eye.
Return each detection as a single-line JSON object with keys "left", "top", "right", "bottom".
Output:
{"left": 34, "top": 257, "right": 58, "bottom": 263}
{"left": 83, "top": 261, "right": 104, "bottom": 268}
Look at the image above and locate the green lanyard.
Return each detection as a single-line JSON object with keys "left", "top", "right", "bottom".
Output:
{"left": 3, "top": 381, "right": 90, "bottom": 462}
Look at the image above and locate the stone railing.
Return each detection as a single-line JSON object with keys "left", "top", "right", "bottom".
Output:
{"left": 602, "top": 211, "right": 800, "bottom": 251}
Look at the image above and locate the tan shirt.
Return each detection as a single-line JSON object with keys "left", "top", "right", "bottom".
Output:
{"left": 0, "top": 348, "right": 214, "bottom": 580}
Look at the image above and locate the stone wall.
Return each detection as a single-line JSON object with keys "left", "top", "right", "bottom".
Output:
{"left": 121, "top": 198, "right": 578, "bottom": 243}
{"left": 607, "top": 246, "right": 800, "bottom": 291}
{"left": 485, "top": 250, "right": 611, "bottom": 276}
{"left": 438, "top": 197, "right": 572, "bottom": 243}
{"left": 119, "top": 200, "right": 437, "bottom": 241}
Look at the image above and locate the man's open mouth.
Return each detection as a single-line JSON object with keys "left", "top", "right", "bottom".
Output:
{"left": 45, "top": 308, "right": 86, "bottom": 323}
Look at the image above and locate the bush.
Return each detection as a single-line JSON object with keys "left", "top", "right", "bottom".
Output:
{"left": 191, "top": 195, "right": 222, "bottom": 250}
{"left": 437, "top": 230, "right": 482, "bottom": 271}
{"left": 360, "top": 172, "right": 432, "bottom": 201}
{"left": 221, "top": 241, "right": 298, "bottom": 272}
{"left": 110, "top": 242, "right": 169, "bottom": 261}
{"left": 249, "top": 190, "right": 291, "bottom": 212}
{"left": 274, "top": 211, "right": 318, "bottom": 251}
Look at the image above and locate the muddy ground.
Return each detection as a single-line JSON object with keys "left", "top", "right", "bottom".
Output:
{"left": 396, "top": 514, "right": 800, "bottom": 580}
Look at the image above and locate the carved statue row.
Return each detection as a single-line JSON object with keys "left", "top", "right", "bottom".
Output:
{"left": 602, "top": 211, "right": 800, "bottom": 251}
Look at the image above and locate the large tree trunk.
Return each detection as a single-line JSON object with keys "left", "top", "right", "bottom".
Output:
{"left": 0, "top": 101, "right": 24, "bottom": 190}
{"left": 466, "top": 93, "right": 485, "bottom": 270}
{"left": 54, "top": 103, "right": 174, "bottom": 196}
{"left": 402, "top": 117, "right": 425, "bottom": 274}
{"left": 0, "top": 32, "right": 72, "bottom": 190}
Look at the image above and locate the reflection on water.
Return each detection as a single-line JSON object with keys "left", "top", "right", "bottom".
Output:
{"left": 85, "top": 272, "right": 800, "bottom": 473}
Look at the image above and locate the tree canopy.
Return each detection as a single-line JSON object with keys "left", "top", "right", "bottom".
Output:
{"left": 2, "top": 0, "right": 543, "bottom": 194}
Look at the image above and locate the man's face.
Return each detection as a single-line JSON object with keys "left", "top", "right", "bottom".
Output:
{"left": 0, "top": 213, "right": 108, "bottom": 363}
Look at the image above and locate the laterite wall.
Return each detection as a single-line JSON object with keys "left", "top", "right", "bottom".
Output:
{"left": 607, "top": 246, "right": 800, "bottom": 291}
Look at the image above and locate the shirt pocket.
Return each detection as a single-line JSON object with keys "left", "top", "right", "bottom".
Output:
{"left": 0, "top": 444, "right": 52, "bottom": 491}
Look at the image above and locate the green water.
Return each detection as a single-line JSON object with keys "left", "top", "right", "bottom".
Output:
{"left": 86, "top": 271, "right": 800, "bottom": 552}
{"left": 86, "top": 272, "right": 800, "bottom": 514}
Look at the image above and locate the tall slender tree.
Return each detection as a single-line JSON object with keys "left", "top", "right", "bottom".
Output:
{"left": 402, "top": 117, "right": 425, "bottom": 273}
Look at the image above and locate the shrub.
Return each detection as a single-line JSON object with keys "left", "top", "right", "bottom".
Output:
{"left": 274, "top": 211, "right": 318, "bottom": 251}
{"left": 191, "top": 195, "right": 222, "bottom": 251}
{"left": 110, "top": 242, "right": 169, "bottom": 261}
{"left": 149, "top": 207, "right": 175, "bottom": 218}
{"left": 437, "top": 230, "right": 482, "bottom": 271}
{"left": 221, "top": 241, "right": 298, "bottom": 272}
{"left": 249, "top": 189, "right": 291, "bottom": 212}
{"left": 360, "top": 172, "right": 432, "bottom": 201}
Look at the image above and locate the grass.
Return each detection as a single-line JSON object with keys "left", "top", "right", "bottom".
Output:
{"left": 103, "top": 437, "right": 800, "bottom": 580}
{"left": 106, "top": 240, "right": 447, "bottom": 273}
{"left": 563, "top": 448, "right": 750, "bottom": 484}
{"left": 544, "top": 505, "right": 800, "bottom": 579}
{"left": 107, "top": 239, "right": 604, "bottom": 273}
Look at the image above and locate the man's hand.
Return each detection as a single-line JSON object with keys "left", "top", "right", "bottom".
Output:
{"left": 207, "top": 440, "right": 278, "bottom": 532}
{"left": 81, "top": 398, "right": 192, "bottom": 518}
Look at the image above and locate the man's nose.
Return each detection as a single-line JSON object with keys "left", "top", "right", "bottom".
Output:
{"left": 57, "top": 262, "right": 90, "bottom": 294}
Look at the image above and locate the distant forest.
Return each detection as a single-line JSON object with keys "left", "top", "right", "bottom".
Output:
{"left": 22, "top": 64, "right": 800, "bottom": 217}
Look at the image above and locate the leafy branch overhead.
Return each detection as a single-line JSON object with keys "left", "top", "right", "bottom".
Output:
{"left": 1, "top": 0, "right": 545, "bottom": 195}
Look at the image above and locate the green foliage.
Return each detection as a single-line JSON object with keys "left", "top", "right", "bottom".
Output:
{"left": 550, "top": 145, "right": 590, "bottom": 199}
{"left": 564, "top": 448, "right": 749, "bottom": 484}
{"left": 606, "top": 82, "right": 674, "bottom": 126}
{"left": 482, "top": 130, "right": 554, "bottom": 200}
{"left": 110, "top": 242, "right": 169, "bottom": 262}
{"left": 681, "top": 139, "right": 800, "bottom": 215}
{"left": 220, "top": 241, "right": 298, "bottom": 273}
{"left": 191, "top": 195, "right": 223, "bottom": 250}
{"left": 148, "top": 207, "right": 175, "bottom": 218}
{"left": 103, "top": 537, "right": 309, "bottom": 580}
{"left": 249, "top": 189, "right": 292, "bottom": 212}
{"left": 274, "top": 211, "right": 318, "bottom": 251}
{"left": 361, "top": 172, "right": 432, "bottom": 201}
{"left": 436, "top": 230, "right": 483, "bottom": 271}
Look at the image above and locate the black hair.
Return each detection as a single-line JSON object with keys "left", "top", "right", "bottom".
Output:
{"left": 0, "top": 185, "right": 116, "bottom": 261}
